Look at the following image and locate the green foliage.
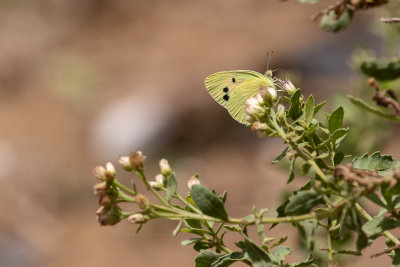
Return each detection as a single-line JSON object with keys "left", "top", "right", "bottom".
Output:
{"left": 191, "top": 184, "right": 229, "bottom": 221}
{"left": 361, "top": 57, "right": 400, "bottom": 81}
{"left": 320, "top": 10, "right": 354, "bottom": 33}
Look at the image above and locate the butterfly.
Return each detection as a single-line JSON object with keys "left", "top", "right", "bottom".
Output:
{"left": 204, "top": 70, "right": 276, "bottom": 124}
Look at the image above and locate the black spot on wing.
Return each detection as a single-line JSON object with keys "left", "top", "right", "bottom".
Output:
{"left": 223, "top": 94, "right": 229, "bottom": 101}
{"left": 232, "top": 77, "right": 236, "bottom": 83}
{"left": 223, "top": 87, "right": 229, "bottom": 93}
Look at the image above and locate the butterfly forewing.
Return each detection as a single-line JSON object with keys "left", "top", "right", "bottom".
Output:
{"left": 204, "top": 70, "right": 265, "bottom": 109}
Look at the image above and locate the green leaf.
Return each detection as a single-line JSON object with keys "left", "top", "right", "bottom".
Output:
{"left": 305, "top": 95, "right": 315, "bottom": 127}
{"left": 195, "top": 250, "right": 220, "bottom": 267}
{"left": 391, "top": 249, "right": 400, "bottom": 267}
{"left": 334, "top": 152, "right": 344, "bottom": 165}
{"left": 320, "top": 9, "right": 353, "bottom": 33}
{"left": 271, "top": 246, "right": 291, "bottom": 263}
{"left": 306, "top": 122, "right": 318, "bottom": 136}
{"left": 327, "top": 106, "right": 344, "bottom": 133}
{"left": 191, "top": 184, "right": 228, "bottom": 221}
{"left": 362, "top": 216, "right": 400, "bottom": 235}
{"left": 210, "top": 251, "right": 247, "bottom": 267}
{"left": 330, "top": 128, "right": 348, "bottom": 147}
{"left": 272, "top": 147, "right": 290, "bottom": 164}
{"left": 361, "top": 57, "right": 400, "bottom": 81}
{"left": 172, "top": 219, "right": 183, "bottom": 236}
{"left": 181, "top": 238, "right": 202, "bottom": 246}
{"left": 348, "top": 95, "right": 400, "bottom": 122}
{"left": 166, "top": 173, "right": 177, "bottom": 202}
{"left": 291, "top": 254, "right": 316, "bottom": 267}
{"left": 194, "top": 240, "right": 212, "bottom": 251}
{"left": 285, "top": 191, "right": 323, "bottom": 215}
{"left": 314, "top": 101, "right": 326, "bottom": 115}
{"left": 296, "top": 220, "right": 318, "bottom": 250}
{"left": 366, "top": 193, "right": 386, "bottom": 208}
{"left": 353, "top": 151, "right": 400, "bottom": 176}
{"left": 287, "top": 157, "right": 296, "bottom": 184}
{"left": 243, "top": 238, "right": 275, "bottom": 267}
{"left": 289, "top": 89, "right": 303, "bottom": 120}
{"left": 270, "top": 236, "right": 288, "bottom": 248}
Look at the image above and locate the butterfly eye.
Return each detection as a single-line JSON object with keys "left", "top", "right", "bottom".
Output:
{"left": 223, "top": 87, "right": 229, "bottom": 93}
{"left": 232, "top": 78, "right": 236, "bottom": 83}
{"left": 223, "top": 95, "right": 229, "bottom": 101}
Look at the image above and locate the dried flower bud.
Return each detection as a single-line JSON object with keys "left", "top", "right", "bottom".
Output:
{"left": 96, "top": 205, "right": 122, "bottom": 226}
{"left": 129, "top": 151, "right": 145, "bottom": 171}
{"left": 282, "top": 79, "right": 297, "bottom": 95}
{"left": 118, "top": 156, "right": 132, "bottom": 171}
{"left": 187, "top": 176, "right": 200, "bottom": 190}
{"left": 93, "top": 182, "right": 107, "bottom": 196}
{"left": 259, "top": 87, "right": 277, "bottom": 107}
{"left": 251, "top": 122, "right": 269, "bottom": 132}
{"left": 105, "top": 162, "right": 116, "bottom": 181}
{"left": 159, "top": 159, "right": 172, "bottom": 177}
{"left": 128, "top": 213, "right": 150, "bottom": 224}
{"left": 93, "top": 165, "right": 107, "bottom": 181}
{"left": 135, "top": 194, "right": 150, "bottom": 210}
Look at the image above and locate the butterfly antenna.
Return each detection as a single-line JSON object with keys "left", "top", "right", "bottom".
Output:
{"left": 266, "top": 50, "right": 274, "bottom": 70}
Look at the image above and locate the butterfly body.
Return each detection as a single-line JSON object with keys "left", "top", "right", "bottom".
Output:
{"left": 205, "top": 70, "right": 275, "bottom": 124}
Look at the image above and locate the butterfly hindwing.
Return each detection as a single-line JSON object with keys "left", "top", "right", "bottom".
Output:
{"left": 204, "top": 70, "right": 265, "bottom": 109}
{"left": 228, "top": 77, "right": 273, "bottom": 124}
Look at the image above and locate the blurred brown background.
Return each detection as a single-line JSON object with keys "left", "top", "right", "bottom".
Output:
{"left": 0, "top": 0, "right": 397, "bottom": 266}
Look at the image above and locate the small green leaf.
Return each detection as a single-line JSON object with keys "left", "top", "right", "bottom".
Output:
{"left": 194, "top": 240, "right": 212, "bottom": 251}
{"left": 353, "top": 151, "right": 400, "bottom": 176}
{"left": 287, "top": 157, "right": 296, "bottom": 184}
{"left": 348, "top": 95, "right": 400, "bottom": 122}
{"left": 299, "top": 0, "right": 318, "bottom": 3}
{"left": 270, "top": 236, "right": 288, "bottom": 248}
{"left": 289, "top": 89, "right": 303, "bottom": 120}
{"left": 320, "top": 9, "right": 353, "bottom": 33}
{"left": 272, "top": 147, "right": 290, "bottom": 164}
{"left": 362, "top": 216, "right": 400, "bottom": 235}
{"left": 271, "top": 246, "right": 291, "bottom": 263}
{"left": 327, "top": 106, "right": 344, "bottom": 133}
{"left": 291, "top": 254, "right": 316, "bottom": 267}
{"left": 243, "top": 238, "right": 274, "bottom": 267}
{"left": 173, "top": 219, "right": 183, "bottom": 236}
{"left": 285, "top": 191, "right": 323, "bottom": 215}
{"left": 306, "top": 122, "right": 318, "bottom": 136}
{"left": 334, "top": 152, "right": 344, "bottom": 165}
{"left": 391, "top": 249, "right": 400, "bottom": 267}
{"left": 195, "top": 250, "right": 219, "bottom": 267}
{"left": 361, "top": 57, "right": 400, "bottom": 81}
{"left": 305, "top": 95, "right": 315, "bottom": 127}
{"left": 191, "top": 184, "right": 228, "bottom": 221}
{"left": 181, "top": 238, "right": 202, "bottom": 246}
{"left": 366, "top": 193, "right": 386, "bottom": 208}
{"left": 166, "top": 173, "right": 177, "bottom": 202}
{"left": 314, "top": 101, "right": 326, "bottom": 115}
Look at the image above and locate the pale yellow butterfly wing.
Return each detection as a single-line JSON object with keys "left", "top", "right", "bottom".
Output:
{"left": 204, "top": 70, "right": 265, "bottom": 109}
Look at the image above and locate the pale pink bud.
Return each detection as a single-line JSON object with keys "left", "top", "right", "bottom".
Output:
{"left": 128, "top": 213, "right": 149, "bottom": 224}
{"left": 159, "top": 159, "right": 172, "bottom": 177}
{"left": 187, "top": 176, "right": 200, "bottom": 190}
{"left": 129, "top": 151, "right": 145, "bottom": 171}
{"left": 93, "top": 165, "right": 107, "bottom": 181}
{"left": 118, "top": 156, "right": 132, "bottom": 171}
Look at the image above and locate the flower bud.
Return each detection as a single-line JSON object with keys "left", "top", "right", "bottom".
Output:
{"left": 96, "top": 205, "right": 122, "bottom": 226}
{"left": 149, "top": 181, "right": 162, "bottom": 190}
{"left": 155, "top": 174, "right": 165, "bottom": 185}
{"left": 251, "top": 122, "right": 269, "bottom": 132}
{"left": 105, "top": 162, "right": 116, "bottom": 181}
{"left": 118, "top": 156, "right": 132, "bottom": 171}
{"left": 187, "top": 176, "right": 200, "bottom": 190}
{"left": 276, "top": 104, "right": 286, "bottom": 122}
{"left": 128, "top": 213, "right": 150, "bottom": 224}
{"left": 245, "top": 95, "right": 264, "bottom": 120}
{"left": 259, "top": 86, "right": 277, "bottom": 107}
{"left": 159, "top": 159, "right": 172, "bottom": 177}
{"left": 93, "top": 165, "right": 107, "bottom": 181}
{"left": 135, "top": 194, "right": 150, "bottom": 210}
{"left": 282, "top": 79, "right": 297, "bottom": 95}
{"left": 129, "top": 151, "right": 145, "bottom": 171}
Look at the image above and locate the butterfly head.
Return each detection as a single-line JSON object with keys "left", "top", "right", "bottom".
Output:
{"left": 264, "top": 70, "right": 273, "bottom": 78}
